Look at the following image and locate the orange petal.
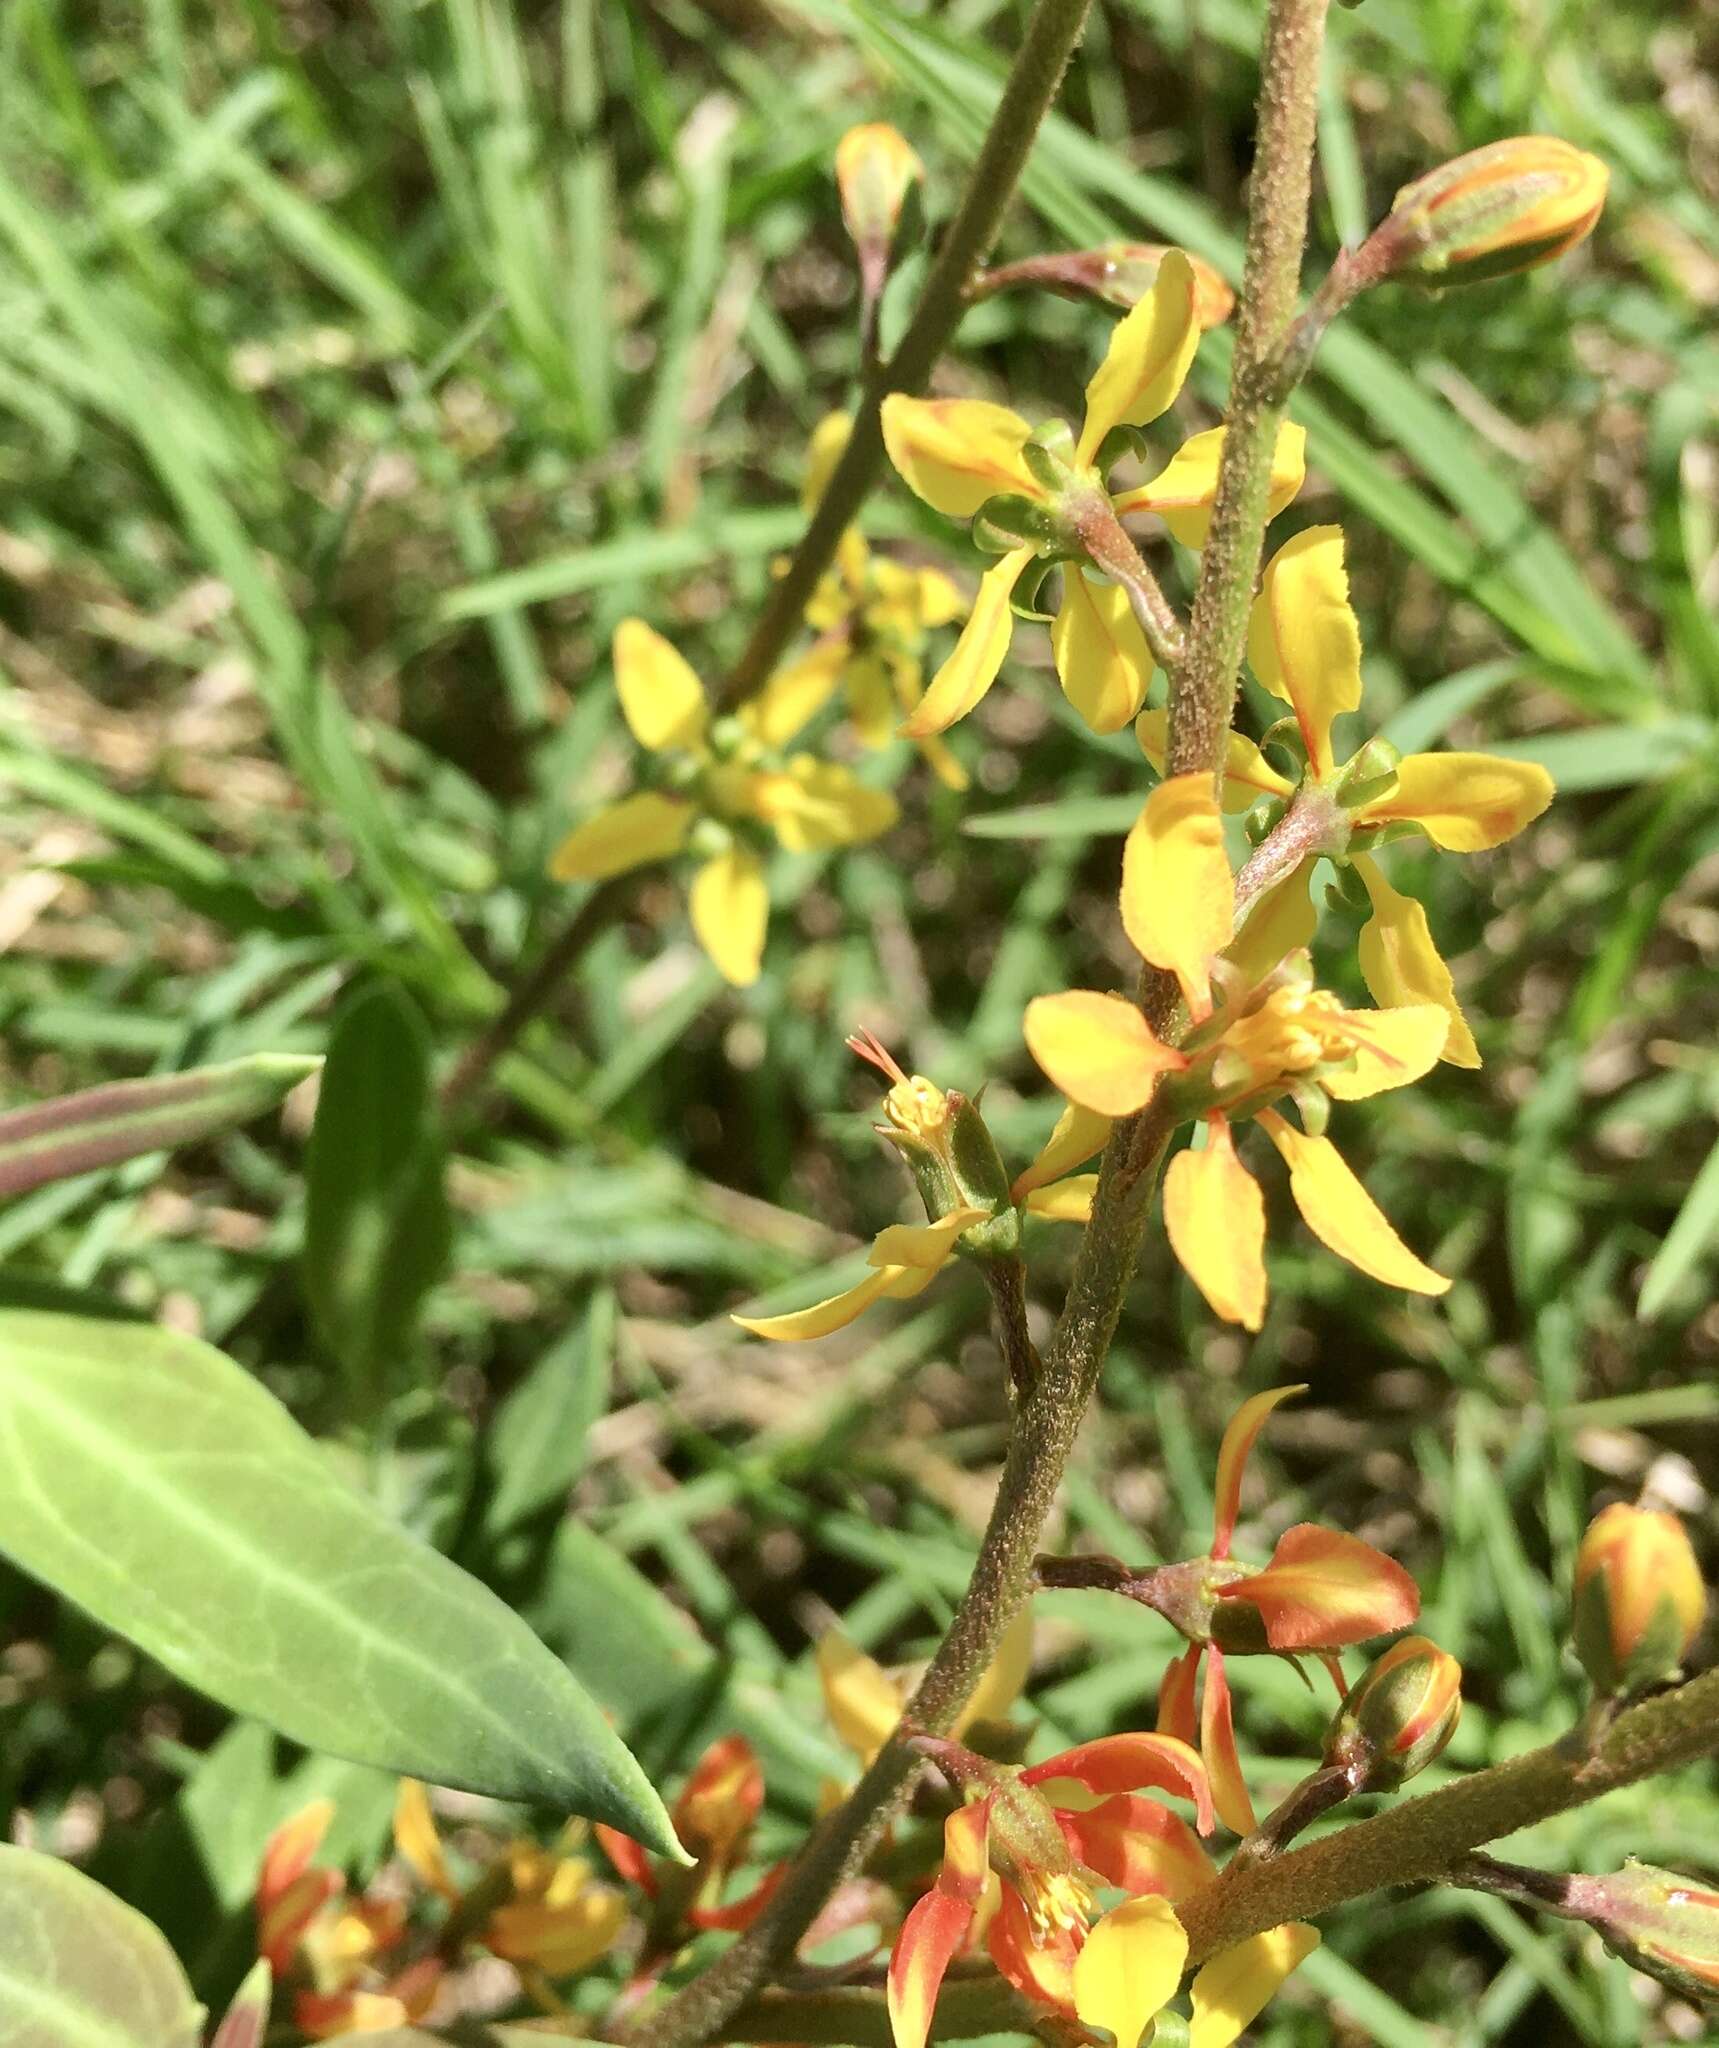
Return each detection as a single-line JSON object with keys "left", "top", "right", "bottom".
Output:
{"left": 1025, "top": 1733, "right": 1213, "bottom": 1835}
{"left": 1163, "top": 1121, "right": 1267, "bottom": 1332}
{"left": 1221, "top": 1525, "right": 1421, "bottom": 1650}
{"left": 1211, "top": 1385, "right": 1306, "bottom": 1558}
{"left": 1120, "top": 774, "right": 1234, "bottom": 1018}
{"left": 1023, "top": 990, "right": 1186, "bottom": 1118}
{"left": 889, "top": 1889, "right": 976, "bottom": 2048}
{"left": 1355, "top": 750, "right": 1553, "bottom": 851}
{"left": 1201, "top": 1647, "right": 1255, "bottom": 1835}
{"left": 1051, "top": 568, "right": 1154, "bottom": 734}
{"left": 676, "top": 1733, "right": 764, "bottom": 1860}
{"left": 595, "top": 1823, "right": 656, "bottom": 1893}
{"left": 1257, "top": 1110, "right": 1451, "bottom": 1297}
{"left": 900, "top": 548, "right": 1030, "bottom": 737}
{"left": 1157, "top": 1643, "right": 1202, "bottom": 1749}
{"left": 987, "top": 1886, "right": 1080, "bottom": 2015}
{"left": 258, "top": 1801, "right": 335, "bottom": 1916}
{"left": 1246, "top": 526, "right": 1361, "bottom": 779}
{"left": 880, "top": 396, "right": 1041, "bottom": 519}
{"left": 1058, "top": 1794, "right": 1216, "bottom": 1900}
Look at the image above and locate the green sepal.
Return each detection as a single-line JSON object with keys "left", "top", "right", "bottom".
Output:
{"left": 971, "top": 491, "right": 1071, "bottom": 557}
{"left": 1092, "top": 422, "right": 1154, "bottom": 474}
{"left": 1021, "top": 416, "right": 1076, "bottom": 490}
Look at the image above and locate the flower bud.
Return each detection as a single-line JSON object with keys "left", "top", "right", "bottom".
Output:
{"left": 1324, "top": 1635, "right": 1462, "bottom": 1792}
{"left": 1572, "top": 1502, "right": 1705, "bottom": 1699}
{"left": 973, "top": 244, "right": 1234, "bottom": 329}
{"left": 835, "top": 124, "right": 922, "bottom": 297}
{"left": 1379, "top": 137, "right": 1608, "bottom": 287}
{"left": 1565, "top": 1860, "right": 1719, "bottom": 2001}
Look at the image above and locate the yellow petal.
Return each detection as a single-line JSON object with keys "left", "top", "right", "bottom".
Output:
{"left": 900, "top": 548, "right": 1030, "bottom": 737}
{"left": 1353, "top": 854, "right": 1480, "bottom": 1067}
{"left": 1189, "top": 1923, "right": 1320, "bottom": 2048}
{"left": 549, "top": 791, "right": 694, "bottom": 881}
{"left": 912, "top": 566, "right": 965, "bottom": 629}
{"left": 1076, "top": 248, "right": 1201, "bottom": 464}
{"left": 1012, "top": 1100, "right": 1114, "bottom": 1199}
{"left": 1024, "top": 991, "right": 1186, "bottom": 1118}
{"left": 816, "top": 1629, "right": 905, "bottom": 1759}
{"left": 804, "top": 410, "right": 854, "bottom": 512}
{"left": 957, "top": 1606, "right": 1035, "bottom": 1733}
{"left": 1113, "top": 421, "right": 1306, "bottom": 548}
{"left": 393, "top": 1781, "right": 454, "bottom": 1899}
{"left": 1120, "top": 774, "right": 1235, "bottom": 1017}
{"left": 613, "top": 618, "right": 708, "bottom": 753}
{"left": 1321, "top": 1003, "right": 1448, "bottom": 1101}
{"left": 746, "top": 643, "right": 845, "bottom": 749}
{"left": 1163, "top": 1123, "right": 1267, "bottom": 1331}
{"left": 915, "top": 730, "right": 971, "bottom": 791}
{"left": 1136, "top": 707, "right": 1295, "bottom": 813}
{"left": 1051, "top": 568, "right": 1154, "bottom": 733}
{"left": 1022, "top": 1174, "right": 1098, "bottom": 1223}
{"left": 868, "top": 1206, "right": 987, "bottom": 1270}
{"left": 689, "top": 848, "right": 769, "bottom": 986}
{"left": 1224, "top": 865, "right": 1316, "bottom": 990}
{"left": 732, "top": 1265, "right": 898, "bottom": 1340}
{"left": 880, "top": 395, "right": 1040, "bottom": 518}
{"left": 1356, "top": 750, "right": 1554, "bottom": 851}
{"left": 1258, "top": 1110, "right": 1450, "bottom": 1296}
{"left": 1246, "top": 526, "right": 1361, "bottom": 778}
{"left": 844, "top": 652, "right": 899, "bottom": 748}
{"left": 1072, "top": 1894, "right": 1189, "bottom": 2048}
{"left": 753, "top": 756, "right": 898, "bottom": 852}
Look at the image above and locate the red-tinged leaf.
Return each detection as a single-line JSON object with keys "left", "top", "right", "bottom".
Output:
{"left": 0, "top": 1055, "right": 319, "bottom": 1200}
{"left": 1221, "top": 1524, "right": 1421, "bottom": 1650}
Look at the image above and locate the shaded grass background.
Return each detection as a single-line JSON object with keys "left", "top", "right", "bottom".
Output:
{"left": 0, "top": 0, "right": 1717, "bottom": 2040}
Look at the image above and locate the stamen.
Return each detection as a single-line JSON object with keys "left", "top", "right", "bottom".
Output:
{"left": 846, "top": 1028, "right": 909, "bottom": 1086}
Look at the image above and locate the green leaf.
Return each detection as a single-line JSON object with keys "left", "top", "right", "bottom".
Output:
{"left": 0, "top": 1309, "right": 682, "bottom": 1858}
{"left": 0, "top": 1843, "right": 203, "bottom": 2048}
{"left": 303, "top": 983, "right": 451, "bottom": 1409}
{"left": 1638, "top": 1126, "right": 1719, "bottom": 1321}
{"left": 961, "top": 793, "right": 1140, "bottom": 840}
{"left": 482, "top": 1290, "right": 615, "bottom": 1539}
{"left": 0, "top": 1055, "right": 320, "bottom": 1201}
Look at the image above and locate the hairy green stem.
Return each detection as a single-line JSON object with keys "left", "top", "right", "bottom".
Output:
{"left": 716, "top": 0, "right": 1098, "bottom": 712}
{"left": 1178, "top": 1666, "right": 1719, "bottom": 1963}
{"left": 1074, "top": 494, "right": 1188, "bottom": 673}
{"left": 983, "top": 1255, "right": 1042, "bottom": 1401}
{"left": 1167, "top": 0, "right": 1330, "bottom": 780}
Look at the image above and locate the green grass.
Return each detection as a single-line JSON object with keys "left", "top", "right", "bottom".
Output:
{"left": 0, "top": 0, "right": 1716, "bottom": 2042}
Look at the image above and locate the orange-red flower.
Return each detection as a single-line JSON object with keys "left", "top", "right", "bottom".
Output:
{"left": 1137, "top": 1387, "right": 1420, "bottom": 1834}
{"left": 887, "top": 1729, "right": 1211, "bottom": 2048}
{"left": 255, "top": 1801, "right": 441, "bottom": 2039}
{"left": 597, "top": 1733, "right": 782, "bottom": 1934}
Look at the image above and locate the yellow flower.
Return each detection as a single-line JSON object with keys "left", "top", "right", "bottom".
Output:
{"left": 1072, "top": 1895, "right": 1319, "bottom": 2048}
{"left": 1138, "top": 523, "right": 1553, "bottom": 1064}
{"left": 550, "top": 620, "right": 898, "bottom": 986}
{"left": 731, "top": 1035, "right": 1099, "bottom": 1341}
{"left": 1024, "top": 775, "right": 1452, "bottom": 1328}
{"left": 881, "top": 251, "right": 1305, "bottom": 737}
{"left": 790, "top": 413, "right": 971, "bottom": 790}
{"left": 817, "top": 1607, "right": 1034, "bottom": 1768}
{"left": 393, "top": 1782, "right": 625, "bottom": 1981}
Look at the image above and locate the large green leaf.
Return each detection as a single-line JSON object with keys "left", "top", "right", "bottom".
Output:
{"left": 0, "top": 1310, "right": 681, "bottom": 1857}
{"left": 0, "top": 1844, "right": 203, "bottom": 2048}
{"left": 303, "top": 981, "right": 451, "bottom": 1409}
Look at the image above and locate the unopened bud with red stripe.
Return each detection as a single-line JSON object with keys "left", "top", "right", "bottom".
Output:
{"left": 1324, "top": 1635, "right": 1462, "bottom": 1792}
{"left": 1572, "top": 1502, "right": 1705, "bottom": 1700}
{"left": 1377, "top": 137, "right": 1607, "bottom": 286}
{"left": 835, "top": 124, "right": 923, "bottom": 303}
{"left": 1565, "top": 1860, "right": 1719, "bottom": 2002}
